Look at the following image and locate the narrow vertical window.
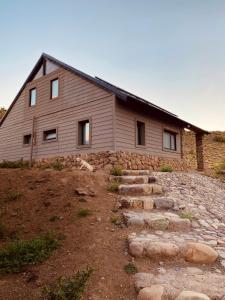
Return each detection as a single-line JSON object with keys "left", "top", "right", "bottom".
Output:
{"left": 78, "top": 120, "right": 90, "bottom": 146}
{"left": 136, "top": 121, "right": 145, "bottom": 146}
{"left": 51, "top": 78, "right": 59, "bottom": 99}
{"left": 29, "top": 88, "right": 36, "bottom": 106}
{"left": 23, "top": 134, "right": 32, "bottom": 145}
{"left": 163, "top": 130, "right": 177, "bottom": 151}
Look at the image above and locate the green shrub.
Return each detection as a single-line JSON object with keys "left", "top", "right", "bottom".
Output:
{"left": 0, "top": 234, "right": 58, "bottom": 273}
{"left": 180, "top": 211, "right": 194, "bottom": 221}
{"left": 110, "top": 215, "right": 121, "bottom": 225}
{"left": 42, "top": 268, "right": 93, "bottom": 300}
{"left": 214, "top": 160, "right": 225, "bottom": 175}
{"left": 110, "top": 167, "right": 123, "bottom": 176}
{"left": 3, "top": 189, "right": 23, "bottom": 202}
{"left": 213, "top": 136, "right": 225, "bottom": 143}
{"left": 124, "top": 263, "right": 138, "bottom": 275}
{"left": 160, "top": 165, "right": 173, "bottom": 172}
{"left": 0, "top": 160, "right": 29, "bottom": 169}
{"left": 51, "top": 159, "right": 64, "bottom": 171}
{"left": 77, "top": 209, "right": 92, "bottom": 218}
{"left": 107, "top": 181, "right": 119, "bottom": 193}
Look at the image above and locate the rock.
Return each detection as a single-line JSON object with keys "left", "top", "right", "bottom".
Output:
{"left": 145, "top": 215, "right": 170, "bottom": 230}
{"left": 134, "top": 273, "right": 154, "bottom": 291}
{"left": 118, "top": 184, "right": 163, "bottom": 196}
{"left": 137, "top": 285, "right": 164, "bottom": 300}
{"left": 129, "top": 242, "right": 144, "bottom": 257}
{"left": 151, "top": 184, "right": 163, "bottom": 194}
{"left": 148, "top": 176, "right": 157, "bottom": 183}
{"left": 154, "top": 197, "right": 174, "bottom": 209}
{"left": 145, "top": 242, "right": 180, "bottom": 258}
{"left": 115, "top": 176, "right": 149, "bottom": 184}
{"left": 169, "top": 218, "right": 191, "bottom": 231}
{"left": 185, "top": 242, "right": 218, "bottom": 264}
{"left": 75, "top": 188, "right": 88, "bottom": 196}
{"left": 175, "top": 290, "right": 210, "bottom": 300}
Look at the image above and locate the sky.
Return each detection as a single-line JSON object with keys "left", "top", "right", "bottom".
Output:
{"left": 0, "top": 0, "right": 225, "bottom": 131}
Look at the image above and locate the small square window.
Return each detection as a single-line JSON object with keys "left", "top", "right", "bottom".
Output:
{"left": 78, "top": 120, "right": 90, "bottom": 146}
{"left": 163, "top": 130, "right": 177, "bottom": 151}
{"left": 43, "top": 129, "right": 57, "bottom": 141}
{"left": 51, "top": 79, "right": 59, "bottom": 99}
{"left": 136, "top": 121, "right": 145, "bottom": 146}
{"left": 23, "top": 134, "right": 32, "bottom": 145}
{"left": 29, "top": 88, "right": 36, "bottom": 106}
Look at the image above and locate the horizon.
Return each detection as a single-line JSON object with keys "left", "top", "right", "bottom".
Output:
{"left": 1, "top": 0, "right": 225, "bottom": 131}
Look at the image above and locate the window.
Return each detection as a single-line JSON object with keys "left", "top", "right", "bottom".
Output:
{"left": 23, "top": 134, "right": 32, "bottom": 145}
{"left": 163, "top": 130, "right": 177, "bottom": 151}
{"left": 43, "top": 129, "right": 57, "bottom": 141}
{"left": 29, "top": 88, "right": 36, "bottom": 106}
{"left": 78, "top": 120, "right": 90, "bottom": 146}
{"left": 136, "top": 121, "right": 145, "bottom": 146}
{"left": 51, "top": 78, "right": 59, "bottom": 99}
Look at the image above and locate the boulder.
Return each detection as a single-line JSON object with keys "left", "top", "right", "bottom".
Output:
{"left": 145, "top": 242, "right": 180, "bottom": 258}
{"left": 175, "top": 291, "right": 210, "bottom": 300}
{"left": 154, "top": 197, "right": 174, "bottom": 209}
{"left": 185, "top": 242, "right": 218, "bottom": 264}
{"left": 129, "top": 241, "right": 144, "bottom": 257}
{"left": 169, "top": 218, "right": 191, "bottom": 231}
{"left": 145, "top": 215, "right": 170, "bottom": 230}
{"left": 137, "top": 285, "right": 164, "bottom": 300}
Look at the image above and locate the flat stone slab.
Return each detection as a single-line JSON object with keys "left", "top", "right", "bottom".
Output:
{"left": 112, "top": 175, "right": 149, "bottom": 184}
{"left": 123, "top": 211, "right": 191, "bottom": 231}
{"left": 118, "top": 196, "right": 174, "bottom": 210}
{"left": 128, "top": 233, "right": 218, "bottom": 264}
{"left": 118, "top": 196, "right": 154, "bottom": 209}
{"left": 134, "top": 268, "right": 225, "bottom": 299}
{"left": 122, "top": 170, "right": 151, "bottom": 176}
{"left": 119, "top": 184, "right": 163, "bottom": 196}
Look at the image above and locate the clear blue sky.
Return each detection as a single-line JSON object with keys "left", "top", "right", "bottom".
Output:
{"left": 1, "top": 0, "right": 225, "bottom": 131}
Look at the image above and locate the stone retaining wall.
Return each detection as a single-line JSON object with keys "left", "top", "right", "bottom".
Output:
{"left": 35, "top": 151, "right": 188, "bottom": 171}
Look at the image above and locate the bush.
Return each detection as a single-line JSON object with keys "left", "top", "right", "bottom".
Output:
{"left": 180, "top": 211, "right": 194, "bottom": 221}
{"left": 124, "top": 263, "right": 138, "bottom": 274}
{"left": 3, "top": 189, "right": 23, "bottom": 202}
{"left": 77, "top": 209, "right": 92, "bottom": 218}
{"left": 51, "top": 159, "right": 64, "bottom": 171}
{"left": 110, "top": 167, "right": 123, "bottom": 176}
{"left": 110, "top": 215, "right": 121, "bottom": 225}
{"left": 160, "top": 165, "right": 173, "bottom": 172}
{"left": 213, "top": 136, "right": 225, "bottom": 143}
{"left": 0, "top": 234, "right": 58, "bottom": 273}
{"left": 107, "top": 181, "right": 119, "bottom": 193}
{"left": 214, "top": 160, "right": 225, "bottom": 175}
{"left": 42, "top": 268, "right": 93, "bottom": 300}
{"left": 0, "top": 160, "right": 29, "bottom": 169}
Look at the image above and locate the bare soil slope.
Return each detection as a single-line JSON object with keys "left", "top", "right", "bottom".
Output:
{"left": 0, "top": 168, "right": 136, "bottom": 300}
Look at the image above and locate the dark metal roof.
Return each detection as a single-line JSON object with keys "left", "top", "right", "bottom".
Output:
{"left": 0, "top": 53, "right": 208, "bottom": 134}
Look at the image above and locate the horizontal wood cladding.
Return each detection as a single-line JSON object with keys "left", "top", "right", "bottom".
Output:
{"left": 115, "top": 101, "right": 182, "bottom": 159}
{"left": 0, "top": 65, "right": 115, "bottom": 160}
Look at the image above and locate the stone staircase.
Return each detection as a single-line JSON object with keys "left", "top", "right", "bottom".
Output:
{"left": 114, "top": 170, "right": 225, "bottom": 300}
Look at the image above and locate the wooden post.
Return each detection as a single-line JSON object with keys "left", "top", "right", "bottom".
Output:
{"left": 29, "top": 117, "right": 35, "bottom": 168}
{"left": 195, "top": 133, "right": 204, "bottom": 170}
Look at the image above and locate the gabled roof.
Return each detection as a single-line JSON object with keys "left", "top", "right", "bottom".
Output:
{"left": 0, "top": 53, "right": 208, "bottom": 134}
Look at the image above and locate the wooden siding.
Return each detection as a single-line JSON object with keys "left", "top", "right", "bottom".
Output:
{"left": 115, "top": 101, "right": 182, "bottom": 159}
{"left": 0, "top": 67, "right": 114, "bottom": 161}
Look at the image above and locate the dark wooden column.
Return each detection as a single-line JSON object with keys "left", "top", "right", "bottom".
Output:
{"left": 195, "top": 133, "right": 204, "bottom": 170}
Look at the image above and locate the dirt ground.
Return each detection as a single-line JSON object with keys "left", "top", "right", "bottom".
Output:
{"left": 0, "top": 168, "right": 137, "bottom": 300}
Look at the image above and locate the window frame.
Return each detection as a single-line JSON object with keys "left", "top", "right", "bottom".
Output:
{"left": 43, "top": 128, "right": 58, "bottom": 143}
{"left": 135, "top": 119, "right": 146, "bottom": 148}
{"left": 50, "top": 78, "right": 59, "bottom": 100}
{"left": 29, "top": 88, "right": 37, "bottom": 107}
{"left": 23, "top": 134, "right": 32, "bottom": 147}
{"left": 163, "top": 129, "right": 177, "bottom": 152}
{"left": 77, "top": 118, "right": 92, "bottom": 148}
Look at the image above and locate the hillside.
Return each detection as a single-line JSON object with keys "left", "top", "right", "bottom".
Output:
{"left": 184, "top": 131, "right": 225, "bottom": 169}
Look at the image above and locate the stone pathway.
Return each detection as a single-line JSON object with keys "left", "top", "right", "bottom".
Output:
{"left": 115, "top": 170, "right": 225, "bottom": 300}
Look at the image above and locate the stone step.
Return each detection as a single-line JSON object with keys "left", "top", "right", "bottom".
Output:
{"left": 111, "top": 175, "right": 149, "bottom": 184}
{"left": 128, "top": 232, "right": 219, "bottom": 264}
{"left": 122, "top": 170, "right": 151, "bottom": 176}
{"left": 118, "top": 196, "right": 174, "bottom": 210}
{"left": 118, "top": 183, "right": 163, "bottom": 196}
{"left": 123, "top": 211, "right": 191, "bottom": 231}
{"left": 134, "top": 267, "right": 225, "bottom": 299}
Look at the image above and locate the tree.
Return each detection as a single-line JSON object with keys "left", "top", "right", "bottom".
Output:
{"left": 0, "top": 107, "right": 6, "bottom": 120}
